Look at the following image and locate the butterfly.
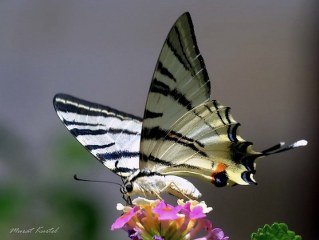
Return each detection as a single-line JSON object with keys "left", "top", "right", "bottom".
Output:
{"left": 53, "top": 12, "right": 307, "bottom": 204}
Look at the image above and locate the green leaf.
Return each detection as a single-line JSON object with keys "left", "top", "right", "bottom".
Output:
{"left": 251, "top": 222, "right": 302, "bottom": 240}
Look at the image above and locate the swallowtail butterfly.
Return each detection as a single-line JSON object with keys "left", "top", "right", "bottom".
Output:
{"left": 53, "top": 12, "right": 307, "bottom": 203}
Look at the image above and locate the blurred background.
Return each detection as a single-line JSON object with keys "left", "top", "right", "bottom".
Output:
{"left": 0, "top": 1, "right": 318, "bottom": 239}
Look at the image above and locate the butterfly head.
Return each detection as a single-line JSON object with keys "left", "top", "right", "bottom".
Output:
{"left": 120, "top": 182, "right": 133, "bottom": 195}
{"left": 120, "top": 170, "right": 156, "bottom": 198}
{"left": 120, "top": 181, "right": 135, "bottom": 205}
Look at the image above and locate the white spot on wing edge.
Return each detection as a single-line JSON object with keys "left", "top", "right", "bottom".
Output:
{"left": 292, "top": 139, "right": 308, "bottom": 148}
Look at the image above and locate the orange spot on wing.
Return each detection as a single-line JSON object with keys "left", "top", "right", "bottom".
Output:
{"left": 210, "top": 163, "right": 227, "bottom": 184}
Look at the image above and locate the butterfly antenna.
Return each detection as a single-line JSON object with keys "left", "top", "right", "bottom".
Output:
{"left": 73, "top": 174, "right": 122, "bottom": 187}
{"left": 261, "top": 139, "right": 307, "bottom": 156}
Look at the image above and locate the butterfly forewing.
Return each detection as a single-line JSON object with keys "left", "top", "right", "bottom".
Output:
{"left": 53, "top": 94, "right": 142, "bottom": 177}
{"left": 141, "top": 13, "right": 211, "bottom": 166}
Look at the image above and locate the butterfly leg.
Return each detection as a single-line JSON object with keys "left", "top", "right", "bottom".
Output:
{"left": 164, "top": 175, "right": 202, "bottom": 200}
{"left": 154, "top": 191, "right": 163, "bottom": 200}
{"left": 147, "top": 185, "right": 163, "bottom": 200}
{"left": 169, "top": 182, "right": 193, "bottom": 200}
{"left": 138, "top": 183, "right": 163, "bottom": 200}
{"left": 156, "top": 181, "right": 192, "bottom": 200}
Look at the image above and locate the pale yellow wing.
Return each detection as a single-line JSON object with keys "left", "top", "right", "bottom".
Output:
{"left": 140, "top": 12, "right": 210, "bottom": 167}
{"left": 143, "top": 100, "right": 262, "bottom": 187}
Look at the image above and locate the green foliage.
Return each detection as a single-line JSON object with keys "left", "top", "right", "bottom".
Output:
{"left": 0, "top": 188, "right": 24, "bottom": 219}
{"left": 251, "top": 223, "right": 302, "bottom": 240}
{"left": 0, "top": 130, "right": 106, "bottom": 240}
{"left": 48, "top": 190, "right": 102, "bottom": 240}
{"left": 0, "top": 188, "right": 25, "bottom": 236}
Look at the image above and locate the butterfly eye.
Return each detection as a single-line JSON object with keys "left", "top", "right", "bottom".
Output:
{"left": 125, "top": 183, "right": 133, "bottom": 193}
{"left": 214, "top": 172, "right": 228, "bottom": 187}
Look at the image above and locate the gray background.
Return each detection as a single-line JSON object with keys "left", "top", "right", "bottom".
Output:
{"left": 0, "top": 1, "right": 318, "bottom": 239}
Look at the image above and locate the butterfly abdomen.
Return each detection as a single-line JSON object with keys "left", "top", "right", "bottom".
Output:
{"left": 128, "top": 170, "right": 201, "bottom": 200}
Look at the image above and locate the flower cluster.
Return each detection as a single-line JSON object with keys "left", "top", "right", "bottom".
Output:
{"left": 111, "top": 197, "right": 229, "bottom": 240}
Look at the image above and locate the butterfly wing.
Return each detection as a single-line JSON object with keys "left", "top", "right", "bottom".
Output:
{"left": 140, "top": 12, "right": 210, "bottom": 164}
{"left": 147, "top": 100, "right": 261, "bottom": 186}
{"left": 53, "top": 94, "right": 142, "bottom": 177}
{"left": 140, "top": 12, "right": 261, "bottom": 187}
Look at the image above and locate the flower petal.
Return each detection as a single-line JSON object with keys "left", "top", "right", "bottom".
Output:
{"left": 152, "top": 201, "right": 182, "bottom": 220}
{"left": 197, "top": 201, "right": 213, "bottom": 214}
{"left": 132, "top": 197, "right": 160, "bottom": 207}
{"left": 207, "top": 228, "right": 229, "bottom": 240}
{"left": 190, "top": 206, "right": 206, "bottom": 219}
{"left": 111, "top": 207, "right": 139, "bottom": 230}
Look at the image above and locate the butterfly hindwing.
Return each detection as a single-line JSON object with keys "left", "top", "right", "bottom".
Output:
{"left": 146, "top": 100, "right": 261, "bottom": 186}
{"left": 53, "top": 94, "right": 142, "bottom": 177}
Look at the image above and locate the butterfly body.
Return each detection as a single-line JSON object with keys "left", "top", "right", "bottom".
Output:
{"left": 121, "top": 169, "right": 201, "bottom": 200}
{"left": 53, "top": 13, "right": 307, "bottom": 203}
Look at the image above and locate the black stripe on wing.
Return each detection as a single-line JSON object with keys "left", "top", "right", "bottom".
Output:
{"left": 151, "top": 79, "right": 193, "bottom": 110}
{"left": 144, "top": 110, "right": 163, "bottom": 119}
{"left": 157, "top": 62, "right": 177, "bottom": 82}
{"left": 86, "top": 142, "right": 115, "bottom": 151}
{"left": 227, "top": 123, "right": 240, "bottom": 143}
{"left": 97, "top": 151, "right": 140, "bottom": 160}
{"left": 212, "top": 101, "right": 226, "bottom": 125}
{"left": 63, "top": 120, "right": 101, "bottom": 127}
{"left": 143, "top": 127, "right": 207, "bottom": 157}
{"left": 113, "top": 166, "right": 138, "bottom": 174}
{"left": 69, "top": 128, "right": 140, "bottom": 137}
{"left": 140, "top": 153, "right": 201, "bottom": 170}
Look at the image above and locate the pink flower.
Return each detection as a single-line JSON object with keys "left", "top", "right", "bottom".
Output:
{"left": 190, "top": 206, "right": 206, "bottom": 219}
{"left": 152, "top": 201, "right": 182, "bottom": 220}
{"left": 181, "top": 202, "right": 206, "bottom": 219}
{"left": 207, "top": 228, "right": 230, "bottom": 240}
{"left": 111, "top": 206, "right": 139, "bottom": 230}
{"left": 111, "top": 197, "right": 229, "bottom": 240}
